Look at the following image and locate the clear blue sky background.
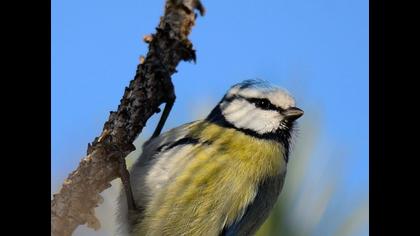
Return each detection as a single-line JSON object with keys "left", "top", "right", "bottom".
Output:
{"left": 52, "top": 0, "right": 368, "bottom": 235}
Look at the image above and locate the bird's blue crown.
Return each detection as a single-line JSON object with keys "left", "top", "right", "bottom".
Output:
{"left": 231, "top": 79, "right": 280, "bottom": 93}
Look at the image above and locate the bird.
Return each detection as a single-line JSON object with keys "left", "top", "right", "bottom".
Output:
{"left": 117, "top": 79, "right": 304, "bottom": 236}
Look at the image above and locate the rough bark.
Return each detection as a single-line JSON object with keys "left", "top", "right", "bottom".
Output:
{"left": 51, "top": 1, "right": 205, "bottom": 235}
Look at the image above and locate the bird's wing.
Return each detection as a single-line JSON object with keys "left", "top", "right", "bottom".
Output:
{"left": 117, "top": 120, "right": 201, "bottom": 235}
{"left": 220, "top": 171, "right": 286, "bottom": 236}
{"left": 139, "top": 120, "right": 201, "bottom": 161}
{"left": 130, "top": 120, "right": 204, "bottom": 200}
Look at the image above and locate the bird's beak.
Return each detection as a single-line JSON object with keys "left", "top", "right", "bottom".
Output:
{"left": 283, "top": 107, "right": 304, "bottom": 121}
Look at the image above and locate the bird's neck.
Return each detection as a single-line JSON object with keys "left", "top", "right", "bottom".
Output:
{"left": 205, "top": 104, "right": 291, "bottom": 162}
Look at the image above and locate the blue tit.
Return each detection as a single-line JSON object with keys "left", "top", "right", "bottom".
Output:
{"left": 117, "top": 79, "right": 304, "bottom": 236}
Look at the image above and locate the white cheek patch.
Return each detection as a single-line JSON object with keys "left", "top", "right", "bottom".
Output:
{"left": 220, "top": 99, "right": 283, "bottom": 134}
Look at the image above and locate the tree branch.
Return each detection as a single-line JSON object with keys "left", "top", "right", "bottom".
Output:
{"left": 51, "top": 1, "right": 205, "bottom": 235}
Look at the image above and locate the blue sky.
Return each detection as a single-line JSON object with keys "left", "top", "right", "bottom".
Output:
{"left": 52, "top": 0, "right": 368, "bottom": 234}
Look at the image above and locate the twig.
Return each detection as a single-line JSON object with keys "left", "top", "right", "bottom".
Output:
{"left": 51, "top": 1, "right": 205, "bottom": 235}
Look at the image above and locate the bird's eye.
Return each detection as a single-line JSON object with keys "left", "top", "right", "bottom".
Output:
{"left": 258, "top": 100, "right": 269, "bottom": 109}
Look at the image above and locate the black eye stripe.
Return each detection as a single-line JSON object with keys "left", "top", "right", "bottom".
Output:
{"left": 246, "top": 98, "right": 278, "bottom": 110}
{"left": 223, "top": 95, "right": 285, "bottom": 111}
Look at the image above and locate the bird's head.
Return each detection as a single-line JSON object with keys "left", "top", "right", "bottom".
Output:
{"left": 207, "top": 79, "right": 303, "bottom": 141}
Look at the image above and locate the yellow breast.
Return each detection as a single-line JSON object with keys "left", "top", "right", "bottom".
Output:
{"left": 133, "top": 121, "right": 286, "bottom": 236}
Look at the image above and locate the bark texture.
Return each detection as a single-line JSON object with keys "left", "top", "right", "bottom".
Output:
{"left": 51, "top": 1, "right": 205, "bottom": 235}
